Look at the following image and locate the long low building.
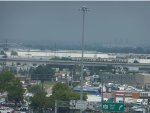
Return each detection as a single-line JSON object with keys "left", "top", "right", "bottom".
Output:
{"left": 6, "top": 50, "right": 116, "bottom": 59}
{"left": 99, "top": 73, "right": 150, "bottom": 88}
{"left": 73, "top": 86, "right": 100, "bottom": 95}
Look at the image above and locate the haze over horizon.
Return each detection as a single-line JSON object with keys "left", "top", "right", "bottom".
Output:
{"left": 1, "top": 1, "right": 150, "bottom": 48}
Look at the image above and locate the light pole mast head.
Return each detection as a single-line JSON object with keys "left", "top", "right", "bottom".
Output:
{"left": 81, "top": 6, "right": 88, "bottom": 12}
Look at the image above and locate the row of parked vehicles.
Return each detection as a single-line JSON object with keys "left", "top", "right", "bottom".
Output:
{"left": 0, "top": 102, "right": 29, "bottom": 113}
{"left": 0, "top": 106, "right": 15, "bottom": 113}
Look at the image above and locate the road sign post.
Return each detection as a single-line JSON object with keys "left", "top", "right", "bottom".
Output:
{"left": 102, "top": 102, "right": 124, "bottom": 112}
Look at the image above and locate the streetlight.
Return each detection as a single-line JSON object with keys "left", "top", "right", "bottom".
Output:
{"left": 80, "top": 6, "right": 88, "bottom": 113}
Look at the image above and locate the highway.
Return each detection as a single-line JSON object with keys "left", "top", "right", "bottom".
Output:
{"left": 1, "top": 58, "right": 150, "bottom": 68}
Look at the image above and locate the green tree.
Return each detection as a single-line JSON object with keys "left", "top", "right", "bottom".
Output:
{"left": 30, "top": 90, "right": 47, "bottom": 109}
{"left": 11, "top": 50, "right": 18, "bottom": 56}
{"left": 0, "top": 71, "right": 14, "bottom": 92}
{"left": 30, "top": 82, "right": 87, "bottom": 113}
{"left": 52, "top": 82, "right": 87, "bottom": 101}
{"left": 30, "top": 90, "right": 54, "bottom": 113}
{"left": 51, "top": 82, "right": 87, "bottom": 113}
{"left": 31, "top": 64, "right": 54, "bottom": 80}
{"left": 31, "top": 64, "right": 55, "bottom": 89}
{"left": 7, "top": 78, "right": 24, "bottom": 104}
{"left": 28, "top": 84, "right": 42, "bottom": 94}
{"left": 0, "top": 71, "right": 24, "bottom": 105}
{"left": 0, "top": 50, "right": 5, "bottom": 55}
{"left": 52, "top": 83, "right": 71, "bottom": 101}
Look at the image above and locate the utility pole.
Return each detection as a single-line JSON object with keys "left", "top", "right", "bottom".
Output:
{"left": 27, "top": 48, "right": 30, "bottom": 84}
{"left": 101, "top": 74, "right": 103, "bottom": 102}
{"left": 54, "top": 42, "right": 57, "bottom": 58}
{"left": 71, "top": 69, "right": 73, "bottom": 87}
{"left": 3, "top": 39, "right": 8, "bottom": 71}
{"left": 55, "top": 100, "right": 57, "bottom": 113}
{"left": 80, "top": 6, "right": 88, "bottom": 113}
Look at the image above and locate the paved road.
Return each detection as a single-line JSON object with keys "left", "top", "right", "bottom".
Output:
{"left": 1, "top": 58, "right": 150, "bottom": 68}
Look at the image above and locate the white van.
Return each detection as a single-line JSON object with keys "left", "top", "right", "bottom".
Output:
{"left": 136, "top": 99, "right": 143, "bottom": 105}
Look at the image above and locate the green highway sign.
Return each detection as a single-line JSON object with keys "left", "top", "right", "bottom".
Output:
{"left": 102, "top": 102, "right": 124, "bottom": 112}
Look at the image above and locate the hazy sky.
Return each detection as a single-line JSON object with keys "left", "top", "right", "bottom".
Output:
{"left": 1, "top": 1, "right": 150, "bottom": 47}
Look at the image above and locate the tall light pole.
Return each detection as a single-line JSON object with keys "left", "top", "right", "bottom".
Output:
{"left": 80, "top": 6, "right": 87, "bottom": 113}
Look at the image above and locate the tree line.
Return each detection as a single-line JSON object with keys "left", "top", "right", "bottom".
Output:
{"left": 0, "top": 70, "right": 87, "bottom": 113}
{"left": 0, "top": 71, "right": 24, "bottom": 105}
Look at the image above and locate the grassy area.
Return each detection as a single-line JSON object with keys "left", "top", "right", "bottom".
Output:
{"left": 43, "top": 81, "right": 56, "bottom": 89}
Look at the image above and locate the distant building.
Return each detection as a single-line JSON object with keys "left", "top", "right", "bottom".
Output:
{"left": 111, "top": 90, "right": 140, "bottom": 103}
{"left": 73, "top": 86, "right": 100, "bottom": 96}
{"left": 99, "top": 73, "right": 150, "bottom": 88}
{"left": 99, "top": 73, "right": 138, "bottom": 85}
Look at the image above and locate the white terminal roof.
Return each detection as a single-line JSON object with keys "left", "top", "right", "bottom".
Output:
{"left": 87, "top": 95, "right": 101, "bottom": 102}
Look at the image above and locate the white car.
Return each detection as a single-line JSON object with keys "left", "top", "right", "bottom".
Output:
{"left": 0, "top": 106, "right": 15, "bottom": 113}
